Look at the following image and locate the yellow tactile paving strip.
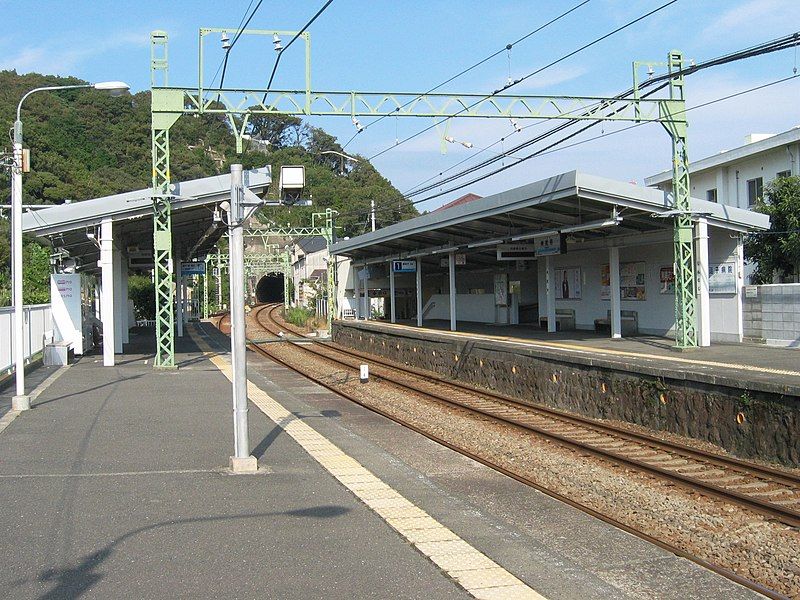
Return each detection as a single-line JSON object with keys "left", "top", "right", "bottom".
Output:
{"left": 190, "top": 329, "right": 546, "bottom": 600}
{"left": 371, "top": 321, "right": 800, "bottom": 378}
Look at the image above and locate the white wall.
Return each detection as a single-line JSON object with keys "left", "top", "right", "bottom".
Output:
{"left": 654, "top": 143, "right": 799, "bottom": 209}
{"left": 422, "top": 293, "right": 496, "bottom": 323}
{"left": 536, "top": 228, "right": 742, "bottom": 342}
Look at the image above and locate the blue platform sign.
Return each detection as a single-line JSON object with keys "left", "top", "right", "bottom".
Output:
{"left": 180, "top": 262, "right": 206, "bottom": 276}
{"left": 392, "top": 260, "right": 417, "bottom": 273}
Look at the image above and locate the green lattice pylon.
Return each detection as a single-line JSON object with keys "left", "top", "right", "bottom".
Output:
{"left": 660, "top": 51, "right": 697, "bottom": 348}
{"left": 151, "top": 27, "right": 699, "bottom": 349}
{"left": 150, "top": 31, "right": 182, "bottom": 368}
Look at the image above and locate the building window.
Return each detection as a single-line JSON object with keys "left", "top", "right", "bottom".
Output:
{"left": 776, "top": 170, "right": 791, "bottom": 179}
{"left": 706, "top": 188, "right": 717, "bottom": 203}
{"left": 747, "top": 177, "right": 763, "bottom": 207}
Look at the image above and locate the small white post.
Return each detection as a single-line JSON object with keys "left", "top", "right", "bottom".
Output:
{"left": 695, "top": 218, "right": 711, "bottom": 347}
{"left": 609, "top": 246, "right": 622, "bottom": 339}
{"left": 545, "top": 256, "right": 556, "bottom": 333}
{"left": 389, "top": 261, "right": 396, "bottom": 323}
{"left": 416, "top": 258, "right": 423, "bottom": 327}
{"left": 448, "top": 252, "right": 457, "bottom": 332}
{"left": 100, "top": 218, "right": 116, "bottom": 366}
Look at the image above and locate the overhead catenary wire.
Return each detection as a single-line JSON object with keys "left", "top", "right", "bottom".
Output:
{"left": 341, "top": 0, "right": 593, "bottom": 150}
{"left": 261, "top": 0, "right": 335, "bottom": 102}
{"left": 401, "top": 30, "right": 800, "bottom": 199}
{"left": 334, "top": 64, "right": 799, "bottom": 225}
{"left": 365, "top": 0, "right": 679, "bottom": 162}
{"left": 213, "top": 0, "right": 265, "bottom": 91}
{"left": 403, "top": 74, "right": 800, "bottom": 209}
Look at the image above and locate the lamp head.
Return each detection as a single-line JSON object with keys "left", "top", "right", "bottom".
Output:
{"left": 93, "top": 81, "right": 130, "bottom": 96}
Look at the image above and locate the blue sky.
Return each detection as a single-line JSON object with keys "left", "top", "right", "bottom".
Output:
{"left": 2, "top": 0, "right": 799, "bottom": 212}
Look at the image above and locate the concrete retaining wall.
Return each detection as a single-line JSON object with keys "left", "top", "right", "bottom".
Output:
{"left": 333, "top": 322, "right": 800, "bottom": 467}
{"left": 743, "top": 284, "right": 800, "bottom": 348}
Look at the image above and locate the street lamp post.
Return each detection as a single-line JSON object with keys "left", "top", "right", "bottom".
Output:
{"left": 10, "top": 81, "right": 129, "bottom": 411}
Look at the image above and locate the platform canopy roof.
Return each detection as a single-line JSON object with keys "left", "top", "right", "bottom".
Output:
{"left": 331, "top": 171, "right": 769, "bottom": 270}
{"left": 22, "top": 167, "right": 271, "bottom": 272}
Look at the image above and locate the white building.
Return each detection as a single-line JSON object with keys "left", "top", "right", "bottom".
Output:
{"left": 645, "top": 126, "right": 800, "bottom": 282}
{"left": 645, "top": 127, "right": 800, "bottom": 209}
{"left": 292, "top": 236, "right": 328, "bottom": 308}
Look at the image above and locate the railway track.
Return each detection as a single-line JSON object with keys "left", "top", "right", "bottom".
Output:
{"left": 257, "top": 304, "right": 800, "bottom": 527}
{"left": 217, "top": 304, "right": 797, "bottom": 599}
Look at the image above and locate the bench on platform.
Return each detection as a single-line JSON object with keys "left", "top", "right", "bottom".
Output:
{"left": 341, "top": 308, "right": 356, "bottom": 320}
{"left": 594, "top": 310, "right": 638, "bottom": 336}
{"left": 539, "top": 308, "right": 576, "bottom": 331}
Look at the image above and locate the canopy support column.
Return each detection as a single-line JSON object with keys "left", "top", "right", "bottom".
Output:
{"left": 416, "top": 259, "right": 423, "bottom": 327}
{"left": 448, "top": 252, "right": 456, "bottom": 332}
{"left": 610, "top": 246, "right": 622, "bottom": 339}
{"left": 100, "top": 218, "right": 116, "bottom": 366}
{"left": 695, "top": 218, "right": 711, "bottom": 347}
{"left": 389, "top": 261, "right": 396, "bottom": 324}
{"left": 545, "top": 256, "right": 556, "bottom": 333}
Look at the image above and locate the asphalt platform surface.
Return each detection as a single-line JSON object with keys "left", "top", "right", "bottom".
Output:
{"left": 0, "top": 323, "right": 763, "bottom": 599}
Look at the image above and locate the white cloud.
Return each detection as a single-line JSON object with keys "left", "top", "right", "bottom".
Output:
{"left": 0, "top": 31, "right": 149, "bottom": 75}
{"left": 700, "top": 0, "right": 797, "bottom": 40}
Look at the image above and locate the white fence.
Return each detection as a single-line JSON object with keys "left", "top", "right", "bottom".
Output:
{"left": 0, "top": 304, "right": 52, "bottom": 374}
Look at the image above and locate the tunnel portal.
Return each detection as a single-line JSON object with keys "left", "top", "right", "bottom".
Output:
{"left": 256, "top": 274, "right": 285, "bottom": 303}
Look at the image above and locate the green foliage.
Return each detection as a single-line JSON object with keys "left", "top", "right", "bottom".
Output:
{"left": 128, "top": 274, "right": 156, "bottom": 321}
{"left": 745, "top": 176, "right": 800, "bottom": 284}
{"left": 284, "top": 306, "right": 315, "bottom": 327}
{"left": 21, "top": 242, "right": 51, "bottom": 304}
{"left": 0, "top": 69, "right": 416, "bottom": 307}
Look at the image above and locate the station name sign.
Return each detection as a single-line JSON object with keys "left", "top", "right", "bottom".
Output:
{"left": 496, "top": 234, "right": 567, "bottom": 260}
{"left": 392, "top": 260, "right": 417, "bottom": 273}
{"left": 180, "top": 262, "right": 206, "bottom": 276}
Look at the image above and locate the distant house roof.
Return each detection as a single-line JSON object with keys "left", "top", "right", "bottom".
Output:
{"left": 434, "top": 193, "right": 482, "bottom": 212}
{"left": 297, "top": 236, "right": 328, "bottom": 254}
{"left": 309, "top": 268, "right": 327, "bottom": 279}
{"left": 645, "top": 126, "right": 800, "bottom": 186}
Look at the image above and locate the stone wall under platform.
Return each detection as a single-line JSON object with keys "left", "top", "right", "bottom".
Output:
{"left": 333, "top": 321, "right": 800, "bottom": 467}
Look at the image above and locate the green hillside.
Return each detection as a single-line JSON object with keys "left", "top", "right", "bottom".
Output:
{"left": 0, "top": 70, "right": 416, "bottom": 304}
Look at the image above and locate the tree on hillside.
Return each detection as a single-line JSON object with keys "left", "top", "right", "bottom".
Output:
{"left": 0, "top": 69, "right": 417, "bottom": 305}
{"left": 745, "top": 175, "right": 800, "bottom": 284}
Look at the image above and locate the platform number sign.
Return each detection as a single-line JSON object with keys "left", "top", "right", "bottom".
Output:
{"left": 392, "top": 260, "right": 416, "bottom": 273}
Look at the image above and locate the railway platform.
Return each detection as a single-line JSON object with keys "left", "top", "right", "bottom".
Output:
{"left": 0, "top": 323, "right": 764, "bottom": 599}
{"left": 336, "top": 319, "right": 800, "bottom": 395}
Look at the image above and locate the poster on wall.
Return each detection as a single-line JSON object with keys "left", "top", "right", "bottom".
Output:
{"left": 494, "top": 273, "right": 508, "bottom": 306}
{"left": 600, "top": 261, "right": 646, "bottom": 301}
{"left": 709, "top": 262, "right": 736, "bottom": 294}
{"left": 659, "top": 266, "right": 675, "bottom": 294}
{"left": 555, "top": 267, "right": 581, "bottom": 300}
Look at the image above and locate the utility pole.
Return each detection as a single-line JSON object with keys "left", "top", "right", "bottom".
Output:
{"left": 227, "top": 164, "right": 257, "bottom": 473}
{"left": 370, "top": 199, "right": 376, "bottom": 232}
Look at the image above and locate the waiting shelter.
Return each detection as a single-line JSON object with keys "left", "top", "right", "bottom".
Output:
{"left": 21, "top": 168, "right": 271, "bottom": 365}
{"left": 331, "top": 171, "right": 769, "bottom": 345}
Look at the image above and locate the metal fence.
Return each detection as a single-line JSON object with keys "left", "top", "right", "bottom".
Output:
{"left": 0, "top": 304, "right": 53, "bottom": 375}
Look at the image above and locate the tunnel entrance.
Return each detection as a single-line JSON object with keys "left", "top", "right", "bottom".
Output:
{"left": 256, "top": 274, "right": 285, "bottom": 304}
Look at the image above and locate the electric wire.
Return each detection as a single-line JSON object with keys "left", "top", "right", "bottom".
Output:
{"left": 261, "top": 0, "right": 335, "bottom": 103}
{"left": 335, "top": 69, "right": 799, "bottom": 224}
{"left": 340, "top": 0, "right": 593, "bottom": 150}
{"left": 406, "top": 74, "right": 800, "bottom": 207}
{"left": 402, "top": 31, "right": 800, "bottom": 199}
{"left": 365, "top": 0, "right": 679, "bottom": 162}
{"left": 212, "top": 0, "right": 265, "bottom": 91}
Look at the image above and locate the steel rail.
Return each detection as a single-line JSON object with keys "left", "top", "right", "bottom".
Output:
{"left": 291, "top": 321, "right": 800, "bottom": 487}
{"left": 220, "top": 306, "right": 789, "bottom": 600}
{"left": 259, "top": 304, "right": 800, "bottom": 528}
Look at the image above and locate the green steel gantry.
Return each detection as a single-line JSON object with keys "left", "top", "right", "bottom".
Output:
{"left": 150, "top": 28, "right": 697, "bottom": 368}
